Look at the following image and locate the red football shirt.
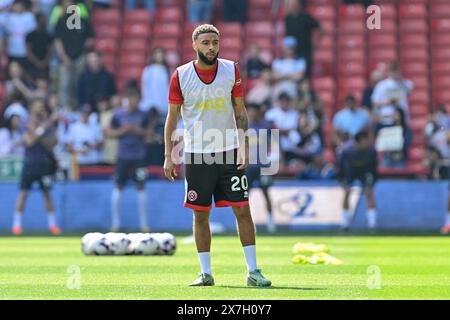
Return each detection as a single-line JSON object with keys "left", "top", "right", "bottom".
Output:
{"left": 168, "top": 60, "right": 244, "bottom": 105}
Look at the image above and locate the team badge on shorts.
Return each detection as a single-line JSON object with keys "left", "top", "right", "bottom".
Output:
{"left": 187, "top": 190, "right": 198, "bottom": 201}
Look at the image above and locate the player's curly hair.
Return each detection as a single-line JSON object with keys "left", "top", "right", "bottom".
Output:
{"left": 192, "top": 24, "right": 220, "bottom": 42}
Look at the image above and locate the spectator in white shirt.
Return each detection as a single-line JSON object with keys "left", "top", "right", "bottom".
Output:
{"left": 3, "top": 0, "right": 36, "bottom": 66}
{"left": 0, "top": 113, "right": 24, "bottom": 157}
{"left": 139, "top": 48, "right": 169, "bottom": 116}
{"left": 272, "top": 36, "right": 306, "bottom": 100}
{"left": 65, "top": 104, "right": 103, "bottom": 165}
{"left": 371, "top": 61, "right": 414, "bottom": 118}
{"left": 265, "top": 92, "right": 300, "bottom": 162}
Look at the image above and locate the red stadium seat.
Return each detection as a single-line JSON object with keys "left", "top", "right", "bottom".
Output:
{"left": 434, "top": 90, "right": 450, "bottom": 104}
{"left": 432, "top": 62, "right": 450, "bottom": 75}
{"left": 119, "top": 52, "right": 147, "bottom": 67}
{"left": 338, "top": 35, "right": 365, "bottom": 49}
{"left": 369, "top": 34, "right": 397, "bottom": 48}
{"left": 314, "top": 49, "right": 334, "bottom": 64}
{"left": 399, "top": 48, "right": 429, "bottom": 61}
{"left": 219, "top": 50, "right": 241, "bottom": 62}
{"left": 219, "top": 37, "right": 242, "bottom": 51}
{"left": 409, "top": 118, "right": 427, "bottom": 132}
{"left": 432, "top": 33, "right": 450, "bottom": 47}
{"left": 318, "top": 34, "right": 335, "bottom": 50}
{"left": 402, "top": 62, "right": 428, "bottom": 76}
{"left": 400, "top": 33, "right": 428, "bottom": 47}
{"left": 433, "top": 76, "right": 450, "bottom": 89}
{"left": 248, "top": 8, "right": 273, "bottom": 21}
{"left": 93, "top": 9, "right": 121, "bottom": 25}
{"left": 95, "top": 24, "right": 120, "bottom": 38}
{"left": 312, "top": 77, "right": 335, "bottom": 92}
{"left": 409, "top": 104, "right": 429, "bottom": 117}
{"left": 430, "top": 3, "right": 450, "bottom": 18}
{"left": 399, "top": 3, "right": 427, "bottom": 18}
{"left": 339, "top": 20, "right": 366, "bottom": 34}
{"left": 122, "top": 23, "right": 151, "bottom": 38}
{"left": 431, "top": 18, "right": 450, "bottom": 32}
{"left": 409, "top": 75, "right": 429, "bottom": 90}
{"left": 339, "top": 49, "right": 366, "bottom": 63}
{"left": 338, "top": 62, "right": 366, "bottom": 77}
{"left": 94, "top": 38, "right": 118, "bottom": 53}
{"left": 409, "top": 90, "right": 430, "bottom": 105}
{"left": 153, "top": 23, "right": 182, "bottom": 38}
{"left": 339, "top": 4, "right": 365, "bottom": 19}
{"left": 399, "top": 19, "right": 428, "bottom": 33}
{"left": 124, "top": 10, "right": 152, "bottom": 24}
{"left": 320, "top": 20, "right": 336, "bottom": 34}
{"left": 155, "top": 7, "right": 184, "bottom": 22}
{"left": 118, "top": 67, "right": 143, "bottom": 81}
{"left": 121, "top": 39, "right": 148, "bottom": 52}
{"left": 150, "top": 38, "right": 179, "bottom": 51}
{"left": 245, "top": 21, "right": 274, "bottom": 37}
{"left": 245, "top": 37, "right": 272, "bottom": 50}
{"left": 310, "top": 5, "right": 336, "bottom": 21}
{"left": 379, "top": 4, "right": 396, "bottom": 19}
{"left": 216, "top": 23, "right": 242, "bottom": 37}
{"left": 369, "top": 48, "right": 398, "bottom": 63}
{"left": 432, "top": 47, "right": 450, "bottom": 61}
{"left": 338, "top": 77, "right": 366, "bottom": 91}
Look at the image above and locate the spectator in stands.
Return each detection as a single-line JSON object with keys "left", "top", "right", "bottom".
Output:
{"left": 125, "top": 0, "right": 155, "bottom": 14}
{"left": 54, "top": 0, "right": 94, "bottom": 108}
{"left": 4, "top": 61, "right": 33, "bottom": 102}
{"left": 145, "top": 107, "right": 164, "bottom": 166}
{"left": 284, "top": 110, "right": 321, "bottom": 165}
{"left": 425, "top": 106, "right": 450, "bottom": 180}
{"left": 361, "top": 69, "right": 383, "bottom": 111}
{"left": 284, "top": 0, "right": 323, "bottom": 77}
{"left": 187, "top": 0, "right": 213, "bottom": 23}
{"left": 272, "top": 36, "right": 306, "bottom": 100}
{"left": 49, "top": 0, "right": 89, "bottom": 30}
{"left": 222, "top": 0, "right": 246, "bottom": 23}
{"left": 332, "top": 95, "right": 371, "bottom": 148}
{"left": 246, "top": 43, "right": 269, "bottom": 80}
{"left": 77, "top": 51, "right": 116, "bottom": 113}
{"left": 140, "top": 48, "right": 169, "bottom": 116}
{"left": 265, "top": 92, "right": 299, "bottom": 166}
{"left": 3, "top": 90, "right": 28, "bottom": 124}
{"left": 246, "top": 67, "right": 273, "bottom": 106}
{"left": 25, "top": 13, "right": 53, "bottom": 78}
{"left": 375, "top": 106, "right": 412, "bottom": 168}
{"left": 14, "top": 74, "right": 50, "bottom": 102}
{"left": 371, "top": 61, "right": 414, "bottom": 118}
{"left": 0, "top": 1, "right": 14, "bottom": 58}
{"left": 65, "top": 103, "right": 103, "bottom": 165}
{"left": 3, "top": 0, "right": 36, "bottom": 68}
{"left": 0, "top": 113, "right": 24, "bottom": 156}
{"left": 96, "top": 96, "right": 117, "bottom": 164}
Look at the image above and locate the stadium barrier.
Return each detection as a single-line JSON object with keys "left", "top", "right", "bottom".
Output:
{"left": 0, "top": 180, "right": 446, "bottom": 232}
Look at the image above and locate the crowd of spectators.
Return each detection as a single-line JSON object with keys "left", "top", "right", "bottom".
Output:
{"left": 0, "top": 0, "right": 446, "bottom": 181}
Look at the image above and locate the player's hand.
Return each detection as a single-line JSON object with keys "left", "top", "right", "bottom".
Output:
{"left": 163, "top": 157, "right": 178, "bottom": 182}
{"left": 237, "top": 147, "right": 249, "bottom": 170}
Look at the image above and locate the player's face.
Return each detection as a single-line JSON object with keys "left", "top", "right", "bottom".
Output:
{"left": 194, "top": 33, "right": 220, "bottom": 65}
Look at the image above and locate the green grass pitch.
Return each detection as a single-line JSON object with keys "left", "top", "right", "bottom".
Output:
{"left": 0, "top": 235, "right": 449, "bottom": 299}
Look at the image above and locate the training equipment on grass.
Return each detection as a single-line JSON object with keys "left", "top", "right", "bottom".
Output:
{"left": 81, "top": 232, "right": 176, "bottom": 256}
{"left": 292, "top": 242, "right": 330, "bottom": 254}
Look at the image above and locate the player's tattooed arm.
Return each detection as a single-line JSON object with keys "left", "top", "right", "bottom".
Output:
{"left": 232, "top": 97, "right": 249, "bottom": 170}
{"left": 164, "top": 103, "right": 182, "bottom": 181}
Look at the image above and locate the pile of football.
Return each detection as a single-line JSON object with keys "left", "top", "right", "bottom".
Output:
{"left": 81, "top": 232, "right": 176, "bottom": 256}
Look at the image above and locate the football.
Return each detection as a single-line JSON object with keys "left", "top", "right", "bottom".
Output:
{"left": 154, "top": 233, "right": 177, "bottom": 256}
{"left": 86, "top": 235, "right": 113, "bottom": 255}
{"left": 131, "top": 233, "right": 159, "bottom": 255}
{"left": 81, "top": 232, "right": 104, "bottom": 255}
{"left": 106, "top": 232, "right": 132, "bottom": 255}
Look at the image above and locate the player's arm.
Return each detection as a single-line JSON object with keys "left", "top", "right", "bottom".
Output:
{"left": 232, "top": 96, "right": 249, "bottom": 170}
{"left": 163, "top": 103, "right": 181, "bottom": 181}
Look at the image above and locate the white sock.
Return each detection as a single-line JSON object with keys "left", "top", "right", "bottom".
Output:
{"left": 13, "top": 212, "right": 22, "bottom": 228}
{"left": 137, "top": 190, "right": 148, "bottom": 229}
{"left": 111, "top": 188, "right": 122, "bottom": 229}
{"left": 367, "top": 208, "right": 377, "bottom": 229}
{"left": 342, "top": 210, "right": 350, "bottom": 227}
{"left": 243, "top": 245, "right": 258, "bottom": 272}
{"left": 198, "top": 252, "right": 211, "bottom": 275}
{"left": 47, "top": 212, "right": 56, "bottom": 227}
{"left": 446, "top": 212, "right": 450, "bottom": 225}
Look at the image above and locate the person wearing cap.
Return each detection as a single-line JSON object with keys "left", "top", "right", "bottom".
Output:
{"left": 65, "top": 104, "right": 103, "bottom": 165}
{"left": 272, "top": 36, "right": 306, "bottom": 100}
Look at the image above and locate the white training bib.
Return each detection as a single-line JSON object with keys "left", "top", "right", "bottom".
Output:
{"left": 177, "top": 58, "right": 238, "bottom": 154}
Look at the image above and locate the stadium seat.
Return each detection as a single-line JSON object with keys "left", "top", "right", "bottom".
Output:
{"left": 369, "top": 34, "right": 397, "bottom": 48}
{"left": 402, "top": 63, "right": 428, "bottom": 77}
{"left": 94, "top": 24, "right": 121, "bottom": 38}
{"left": 378, "top": 4, "right": 397, "bottom": 19}
{"left": 338, "top": 62, "right": 366, "bottom": 77}
{"left": 339, "top": 49, "right": 366, "bottom": 63}
{"left": 430, "top": 3, "right": 450, "bottom": 18}
{"left": 409, "top": 104, "right": 429, "bottom": 117}
{"left": 309, "top": 5, "right": 336, "bottom": 21}
{"left": 409, "top": 90, "right": 431, "bottom": 105}
{"left": 218, "top": 50, "right": 241, "bottom": 63}
{"left": 94, "top": 38, "right": 118, "bottom": 53}
{"left": 338, "top": 35, "right": 365, "bottom": 49}
{"left": 118, "top": 67, "right": 143, "bottom": 82}
{"left": 432, "top": 47, "right": 450, "bottom": 60}
{"left": 431, "top": 18, "right": 450, "bottom": 32}
{"left": 369, "top": 48, "right": 398, "bottom": 63}
{"left": 248, "top": 8, "right": 273, "bottom": 21}
{"left": 124, "top": 9, "right": 152, "bottom": 24}
{"left": 434, "top": 90, "right": 450, "bottom": 104}
{"left": 122, "top": 23, "right": 151, "bottom": 38}
{"left": 409, "top": 75, "right": 429, "bottom": 90}
{"left": 219, "top": 36, "right": 242, "bottom": 51}
{"left": 119, "top": 52, "right": 147, "bottom": 67}
{"left": 93, "top": 9, "right": 121, "bottom": 25}
{"left": 155, "top": 7, "right": 184, "bottom": 22}
{"left": 216, "top": 23, "right": 242, "bottom": 38}
{"left": 432, "top": 33, "right": 450, "bottom": 47}
{"left": 399, "top": 48, "right": 429, "bottom": 61}
{"left": 312, "top": 76, "right": 335, "bottom": 92}
{"left": 400, "top": 33, "right": 428, "bottom": 47}
{"left": 433, "top": 76, "right": 450, "bottom": 89}
{"left": 320, "top": 20, "right": 336, "bottom": 34}
{"left": 318, "top": 34, "right": 335, "bottom": 50}
{"left": 314, "top": 49, "right": 334, "bottom": 64}
{"left": 245, "top": 37, "right": 272, "bottom": 51}
{"left": 150, "top": 38, "right": 179, "bottom": 51}
{"left": 399, "top": 3, "right": 427, "bottom": 18}
{"left": 432, "top": 62, "right": 450, "bottom": 75}
{"left": 339, "top": 20, "right": 366, "bottom": 34}
{"left": 399, "top": 19, "right": 428, "bottom": 33}
{"left": 121, "top": 39, "right": 148, "bottom": 52}
{"left": 338, "top": 4, "right": 365, "bottom": 19}
{"left": 245, "top": 21, "right": 274, "bottom": 37}
{"left": 153, "top": 23, "right": 182, "bottom": 38}
{"left": 338, "top": 77, "right": 366, "bottom": 92}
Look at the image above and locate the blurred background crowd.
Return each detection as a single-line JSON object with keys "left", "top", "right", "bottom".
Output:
{"left": 0, "top": 0, "right": 449, "bottom": 180}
